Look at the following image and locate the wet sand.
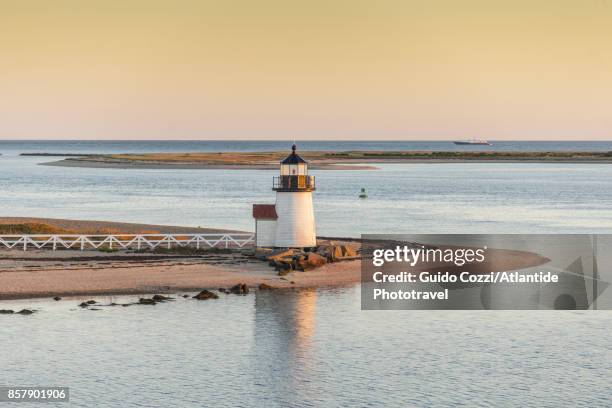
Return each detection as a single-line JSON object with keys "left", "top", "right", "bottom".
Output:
{"left": 0, "top": 250, "right": 361, "bottom": 300}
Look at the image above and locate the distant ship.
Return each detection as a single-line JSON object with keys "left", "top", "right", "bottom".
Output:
{"left": 453, "top": 139, "right": 491, "bottom": 146}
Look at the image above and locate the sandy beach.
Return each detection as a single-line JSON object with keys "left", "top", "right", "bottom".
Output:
{"left": 0, "top": 217, "right": 361, "bottom": 299}
{"left": 0, "top": 216, "right": 240, "bottom": 234}
{"left": 0, "top": 249, "right": 360, "bottom": 300}
{"left": 0, "top": 217, "right": 553, "bottom": 300}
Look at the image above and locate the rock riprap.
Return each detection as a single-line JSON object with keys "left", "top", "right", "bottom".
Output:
{"left": 263, "top": 243, "right": 359, "bottom": 275}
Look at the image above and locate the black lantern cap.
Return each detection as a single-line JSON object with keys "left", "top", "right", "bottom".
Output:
{"left": 280, "top": 144, "right": 307, "bottom": 164}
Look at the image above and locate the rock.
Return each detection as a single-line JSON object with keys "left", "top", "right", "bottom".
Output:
{"left": 306, "top": 252, "right": 327, "bottom": 267}
{"left": 78, "top": 302, "right": 90, "bottom": 308}
{"left": 16, "top": 309, "right": 35, "bottom": 315}
{"left": 0, "top": 309, "right": 14, "bottom": 314}
{"left": 266, "top": 249, "right": 296, "bottom": 262}
{"left": 278, "top": 269, "right": 291, "bottom": 276}
{"left": 276, "top": 264, "right": 293, "bottom": 273}
{"left": 53, "top": 296, "right": 62, "bottom": 301}
{"left": 314, "top": 245, "right": 342, "bottom": 261}
{"left": 182, "top": 294, "right": 190, "bottom": 298}
{"left": 258, "top": 283, "right": 274, "bottom": 290}
{"left": 229, "top": 283, "right": 249, "bottom": 295}
{"left": 341, "top": 245, "right": 358, "bottom": 257}
{"left": 218, "top": 288, "right": 228, "bottom": 293}
{"left": 273, "top": 257, "right": 293, "bottom": 269}
{"left": 296, "top": 252, "right": 327, "bottom": 271}
{"left": 314, "top": 245, "right": 326, "bottom": 253}
{"left": 86, "top": 300, "right": 97, "bottom": 305}
{"left": 276, "top": 261, "right": 293, "bottom": 273}
{"left": 152, "top": 294, "right": 173, "bottom": 302}
{"left": 255, "top": 247, "right": 274, "bottom": 260}
{"left": 290, "top": 281, "right": 295, "bottom": 284}
{"left": 330, "top": 245, "right": 343, "bottom": 260}
{"left": 193, "top": 290, "right": 219, "bottom": 300}
{"left": 138, "top": 298, "right": 157, "bottom": 305}
{"left": 293, "top": 255, "right": 305, "bottom": 267}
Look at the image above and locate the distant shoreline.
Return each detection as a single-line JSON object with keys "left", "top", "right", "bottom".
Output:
{"left": 41, "top": 159, "right": 378, "bottom": 170}
{"left": 30, "top": 150, "right": 612, "bottom": 169}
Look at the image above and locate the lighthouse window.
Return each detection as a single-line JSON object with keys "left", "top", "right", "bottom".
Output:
{"left": 280, "top": 163, "right": 307, "bottom": 176}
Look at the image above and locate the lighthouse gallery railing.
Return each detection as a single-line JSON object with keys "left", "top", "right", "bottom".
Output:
{"left": 0, "top": 233, "right": 255, "bottom": 251}
{"left": 272, "top": 175, "right": 316, "bottom": 191}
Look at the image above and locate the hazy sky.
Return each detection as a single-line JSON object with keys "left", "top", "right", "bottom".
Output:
{"left": 1, "top": 0, "right": 610, "bottom": 140}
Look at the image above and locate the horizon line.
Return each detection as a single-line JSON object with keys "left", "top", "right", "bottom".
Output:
{"left": 0, "top": 138, "right": 611, "bottom": 142}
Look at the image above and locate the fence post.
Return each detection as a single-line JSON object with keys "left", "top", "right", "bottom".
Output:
{"left": 23, "top": 237, "right": 27, "bottom": 251}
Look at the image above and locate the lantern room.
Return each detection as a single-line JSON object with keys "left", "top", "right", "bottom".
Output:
{"left": 280, "top": 144, "right": 308, "bottom": 176}
{"left": 273, "top": 144, "right": 315, "bottom": 192}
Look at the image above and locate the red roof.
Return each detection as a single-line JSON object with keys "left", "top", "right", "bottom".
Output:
{"left": 253, "top": 204, "right": 277, "bottom": 219}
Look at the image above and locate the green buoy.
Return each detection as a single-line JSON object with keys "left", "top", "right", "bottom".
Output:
{"left": 359, "top": 188, "right": 367, "bottom": 199}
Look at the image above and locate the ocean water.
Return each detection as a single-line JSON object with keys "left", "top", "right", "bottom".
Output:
{"left": 0, "top": 148, "right": 612, "bottom": 235}
{"left": 2, "top": 289, "right": 611, "bottom": 407}
{"left": 1, "top": 140, "right": 612, "bottom": 407}
{"left": 1, "top": 139, "right": 612, "bottom": 155}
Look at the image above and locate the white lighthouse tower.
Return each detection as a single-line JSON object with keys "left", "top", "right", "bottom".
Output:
{"left": 252, "top": 144, "right": 316, "bottom": 248}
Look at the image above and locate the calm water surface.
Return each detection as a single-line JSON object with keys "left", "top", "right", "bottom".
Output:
{"left": 2, "top": 139, "right": 612, "bottom": 154}
{"left": 2, "top": 289, "right": 611, "bottom": 407}
{"left": 1, "top": 141, "right": 612, "bottom": 407}
{"left": 1, "top": 157, "right": 612, "bottom": 235}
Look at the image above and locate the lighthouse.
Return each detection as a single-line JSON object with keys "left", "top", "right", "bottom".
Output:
{"left": 252, "top": 144, "right": 316, "bottom": 248}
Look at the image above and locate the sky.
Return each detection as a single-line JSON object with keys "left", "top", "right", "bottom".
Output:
{"left": 0, "top": 0, "right": 611, "bottom": 140}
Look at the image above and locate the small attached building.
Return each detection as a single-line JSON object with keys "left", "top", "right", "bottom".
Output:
{"left": 252, "top": 204, "right": 278, "bottom": 247}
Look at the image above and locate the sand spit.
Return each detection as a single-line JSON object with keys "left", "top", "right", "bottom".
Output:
{"left": 34, "top": 150, "right": 612, "bottom": 170}
{"left": 0, "top": 217, "right": 360, "bottom": 299}
{"left": 0, "top": 218, "right": 552, "bottom": 301}
{"left": 0, "top": 249, "right": 361, "bottom": 300}
{"left": 0, "top": 217, "right": 239, "bottom": 234}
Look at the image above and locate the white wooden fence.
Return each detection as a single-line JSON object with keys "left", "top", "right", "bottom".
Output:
{"left": 0, "top": 233, "right": 255, "bottom": 251}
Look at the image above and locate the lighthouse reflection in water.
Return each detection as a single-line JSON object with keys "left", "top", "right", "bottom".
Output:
{"left": 253, "top": 289, "right": 318, "bottom": 399}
